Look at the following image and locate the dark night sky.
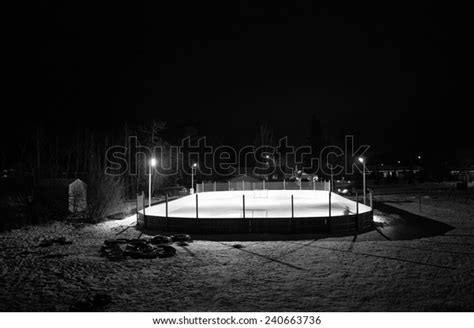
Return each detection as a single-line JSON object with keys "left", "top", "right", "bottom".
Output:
{"left": 7, "top": 1, "right": 472, "bottom": 162}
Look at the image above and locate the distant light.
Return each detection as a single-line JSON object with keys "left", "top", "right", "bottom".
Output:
{"left": 381, "top": 163, "right": 384, "bottom": 167}
{"left": 150, "top": 158, "right": 157, "bottom": 167}
{"left": 397, "top": 160, "right": 401, "bottom": 164}
{"left": 192, "top": 163, "right": 198, "bottom": 168}
{"left": 417, "top": 155, "right": 422, "bottom": 160}
{"left": 265, "top": 155, "right": 270, "bottom": 159}
{"left": 358, "top": 157, "right": 364, "bottom": 163}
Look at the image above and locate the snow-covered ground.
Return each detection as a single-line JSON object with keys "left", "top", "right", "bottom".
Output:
{"left": 145, "top": 190, "right": 371, "bottom": 218}
{"left": 0, "top": 191, "right": 473, "bottom": 311}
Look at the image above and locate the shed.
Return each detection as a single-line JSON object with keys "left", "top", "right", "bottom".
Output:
{"left": 229, "top": 174, "right": 261, "bottom": 183}
{"left": 34, "top": 178, "right": 87, "bottom": 216}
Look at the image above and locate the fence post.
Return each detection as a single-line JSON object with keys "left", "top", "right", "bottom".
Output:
{"left": 242, "top": 194, "right": 246, "bottom": 219}
{"left": 369, "top": 189, "right": 373, "bottom": 208}
{"left": 201, "top": 182, "right": 204, "bottom": 192}
{"left": 214, "top": 181, "right": 216, "bottom": 191}
{"left": 355, "top": 192, "right": 360, "bottom": 233}
{"left": 329, "top": 190, "right": 332, "bottom": 217}
{"left": 356, "top": 192, "right": 359, "bottom": 214}
{"left": 165, "top": 193, "right": 169, "bottom": 231}
{"left": 291, "top": 195, "right": 294, "bottom": 218}
{"left": 418, "top": 192, "right": 421, "bottom": 213}
{"left": 195, "top": 193, "right": 199, "bottom": 219}
{"left": 313, "top": 180, "right": 315, "bottom": 190}
{"left": 228, "top": 181, "right": 231, "bottom": 191}
{"left": 283, "top": 179, "right": 286, "bottom": 190}
{"left": 300, "top": 180, "right": 302, "bottom": 190}
{"left": 242, "top": 180, "right": 244, "bottom": 191}
{"left": 142, "top": 191, "right": 146, "bottom": 217}
{"left": 263, "top": 180, "right": 265, "bottom": 190}
{"left": 142, "top": 191, "right": 147, "bottom": 228}
{"left": 136, "top": 192, "right": 139, "bottom": 223}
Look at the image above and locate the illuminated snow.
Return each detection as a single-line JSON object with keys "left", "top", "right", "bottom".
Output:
{"left": 1, "top": 191, "right": 473, "bottom": 311}
{"left": 144, "top": 190, "right": 372, "bottom": 218}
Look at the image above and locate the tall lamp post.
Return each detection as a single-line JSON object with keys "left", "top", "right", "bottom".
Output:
{"left": 265, "top": 155, "right": 276, "bottom": 181}
{"left": 191, "top": 163, "right": 197, "bottom": 194}
{"left": 149, "top": 158, "right": 156, "bottom": 208}
{"left": 358, "top": 157, "right": 366, "bottom": 205}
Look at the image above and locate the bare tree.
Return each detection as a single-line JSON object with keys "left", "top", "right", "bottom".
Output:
{"left": 254, "top": 122, "right": 275, "bottom": 150}
{"left": 85, "top": 142, "right": 125, "bottom": 222}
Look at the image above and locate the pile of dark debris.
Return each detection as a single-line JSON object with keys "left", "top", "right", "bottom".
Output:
{"left": 99, "top": 234, "right": 192, "bottom": 261}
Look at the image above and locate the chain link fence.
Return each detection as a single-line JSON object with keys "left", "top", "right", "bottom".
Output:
{"left": 196, "top": 180, "right": 330, "bottom": 193}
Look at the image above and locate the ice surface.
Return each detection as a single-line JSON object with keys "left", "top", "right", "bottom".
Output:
{"left": 144, "top": 190, "right": 372, "bottom": 218}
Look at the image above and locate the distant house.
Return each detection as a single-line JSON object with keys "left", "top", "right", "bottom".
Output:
{"left": 229, "top": 174, "right": 261, "bottom": 183}
{"left": 234, "top": 165, "right": 292, "bottom": 181}
{"left": 449, "top": 161, "right": 474, "bottom": 182}
{"left": 368, "top": 164, "right": 422, "bottom": 178}
{"left": 34, "top": 178, "right": 87, "bottom": 217}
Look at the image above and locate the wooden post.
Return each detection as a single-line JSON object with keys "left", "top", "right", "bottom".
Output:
{"left": 291, "top": 195, "right": 294, "bottom": 218}
{"left": 419, "top": 192, "right": 421, "bottom": 213}
{"left": 299, "top": 180, "right": 302, "bottom": 190}
{"left": 356, "top": 193, "right": 365, "bottom": 233}
{"left": 201, "top": 182, "right": 204, "bottom": 192}
{"left": 263, "top": 180, "right": 265, "bottom": 190}
{"left": 195, "top": 193, "right": 199, "bottom": 219}
{"left": 142, "top": 191, "right": 146, "bottom": 217}
{"left": 329, "top": 190, "right": 332, "bottom": 217}
{"left": 313, "top": 180, "right": 315, "bottom": 190}
{"left": 356, "top": 192, "right": 359, "bottom": 214}
{"left": 214, "top": 181, "right": 216, "bottom": 191}
{"left": 283, "top": 179, "right": 286, "bottom": 190}
{"left": 165, "top": 193, "right": 169, "bottom": 231}
{"left": 136, "top": 192, "right": 139, "bottom": 223}
{"left": 242, "top": 194, "right": 246, "bottom": 219}
{"left": 355, "top": 192, "right": 359, "bottom": 233}
{"left": 242, "top": 180, "right": 245, "bottom": 191}
{"left": 228, "top": 181, "right": 231, "bottom": 191}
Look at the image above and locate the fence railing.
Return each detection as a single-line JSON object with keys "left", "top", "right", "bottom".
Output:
{"left": 196, "top": 180, "right": 330, "bottom": 193}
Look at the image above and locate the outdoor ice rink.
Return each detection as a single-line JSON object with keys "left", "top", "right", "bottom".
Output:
{"left": 144, "top": 190, "right": 372, "bottom": 218}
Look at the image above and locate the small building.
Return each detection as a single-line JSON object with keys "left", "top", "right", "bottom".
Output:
{"left": 368, "top": 164, "right": 422, "bottom": 178}
{"left": 228, "top": 174, "right": 261, "bottom": 183}
{"left": 449, "top": 162, "right": 474, "bottom": 183}
{"left": 34, "top": 178, "right": 87, "bottom": 217}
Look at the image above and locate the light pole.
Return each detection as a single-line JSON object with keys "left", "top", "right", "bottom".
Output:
{"left": 149, "top": 158, "right": 156, "bottom": 208}
{"left": 358, "top": 157, "right": 366, "bottom": 205}
{"left": 265, "top": 155, "right": 275, "bottom": 181}
{"left": 191, "top": 163, "right": 197, "bottom": 194}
